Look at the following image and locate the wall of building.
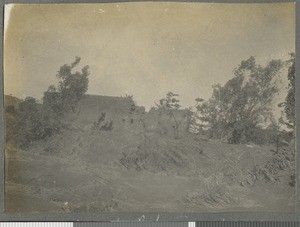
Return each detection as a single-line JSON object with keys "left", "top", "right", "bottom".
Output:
{"left": 144, "top": 108, "right": 191, "bottom": 135}
{"left": 44, "top": 93, "right": 191, "bottom": 134}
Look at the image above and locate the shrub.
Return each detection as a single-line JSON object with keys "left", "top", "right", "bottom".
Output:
{"left": 5, "top": 106, "right": 19, "bottom": 144}
{"left": 17, "top": 97, "right": 61, "bottom": 149}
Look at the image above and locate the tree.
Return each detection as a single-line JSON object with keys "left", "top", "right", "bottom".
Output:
{"left": 17, "top": 97, "right": 62, "bottom": 148}
{"left": 5, "top": 105, "right": 18, "bottom": 144}
{"left": 43, "top": 57, "right": 89, "bottom": 115}
{"left": 279, "top": 53, "right": 295, "bottom": 129}
{"left": 194, "top": 56, "right": 283, "bottom": 144}
{"left": 16, "top": 57, "right": 90, "bottom": 149}
{"left": 156, "top": 92, "right": 182, "bottom": 138}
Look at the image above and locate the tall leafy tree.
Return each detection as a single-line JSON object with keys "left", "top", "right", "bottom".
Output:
{"left": 44, "top": 57, "right": 89, "bottom": 115}
{"left": 194, "top": 56, "right": 283, "bottom": 143}
{"left": 156, "top": 92, "right": 182, "bottom": 138}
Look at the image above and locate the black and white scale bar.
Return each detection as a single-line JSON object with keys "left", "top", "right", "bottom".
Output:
{"left": 196, "top": 222, "right": 299, "bottom": 227}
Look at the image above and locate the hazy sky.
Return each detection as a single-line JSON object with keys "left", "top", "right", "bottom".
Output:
{"left": 4, "top": 3, "right": 295, "bottom": 110}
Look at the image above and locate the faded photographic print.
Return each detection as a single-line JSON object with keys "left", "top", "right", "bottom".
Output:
{"left": 4, "top": 3, "right": 295, "bottom": 213}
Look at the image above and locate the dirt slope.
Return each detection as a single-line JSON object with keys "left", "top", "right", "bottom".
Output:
{"left": 5, "top": 129, "right": 295, "bottom": 213}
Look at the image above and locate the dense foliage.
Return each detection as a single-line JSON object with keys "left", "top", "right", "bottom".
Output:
{"left": 193, "top": 57, "right": 284, "bottom": 144}
{"left": 6, "top": 57, "right": 90, "bottom": 149}
{"left": 44, "top": 57, "right": 89, "bottom": 115}
{"left": 279, "top": 53, "right": 295, "bottom": 130}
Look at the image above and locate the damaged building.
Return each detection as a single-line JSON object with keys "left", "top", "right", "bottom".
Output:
{"left": 43, "top": 93, "right": 192, "bottom": 135}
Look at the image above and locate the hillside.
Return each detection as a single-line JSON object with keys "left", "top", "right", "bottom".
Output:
{"left": 5, "top": 126, "right": 295, "bottom": 213}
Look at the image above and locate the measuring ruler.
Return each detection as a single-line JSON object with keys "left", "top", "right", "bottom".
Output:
{"left": 0, "top": 222, "right": 299, "bottom": 227}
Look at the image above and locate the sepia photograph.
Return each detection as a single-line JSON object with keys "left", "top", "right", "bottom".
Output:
{"left": 3, "top": 2, "right": 296, "bottom": 213}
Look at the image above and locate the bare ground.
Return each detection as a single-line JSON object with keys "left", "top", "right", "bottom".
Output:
{"left": 5, "top": 131, "right": 295, "bottom": 213}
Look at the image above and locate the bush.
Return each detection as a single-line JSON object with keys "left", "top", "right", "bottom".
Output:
{"left": 17, "top": 97, "right": 61, "bottom": 149}
{"left": 5, "top": 106, "right": 19, "bottom": 144}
